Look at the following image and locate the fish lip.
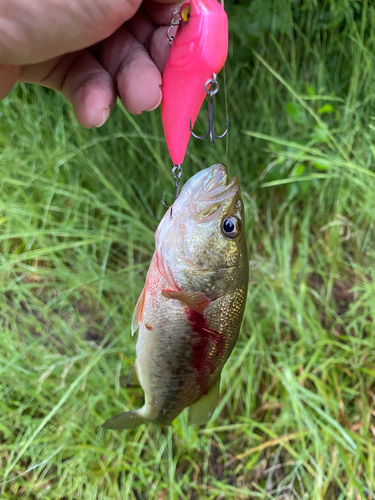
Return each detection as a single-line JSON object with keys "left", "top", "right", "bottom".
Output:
{"left": 184, "top": 164, "right": 240, "bottom": 221}
{"left": 212, "top": 163, "right": 228, "bottom": 187}
{"left": 202, "top": 163, "right": 239, "bottom": 200}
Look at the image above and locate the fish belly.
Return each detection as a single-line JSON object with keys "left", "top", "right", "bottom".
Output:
{"left": 133, "top": 255, "right": 246, "bottom": 425}
{"left": 136, "top": 298, "right": 200, "bottom": 424}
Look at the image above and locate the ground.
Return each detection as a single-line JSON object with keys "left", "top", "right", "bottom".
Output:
{"left": 1, "top": 0, "right": 375, "bottom": 498}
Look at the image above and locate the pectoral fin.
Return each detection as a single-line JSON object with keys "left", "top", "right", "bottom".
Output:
{"left": 188, "top": 379, "right": 220, "bottom": 426}
{"left": 162, "top": 289, "right": 210, "bottom": 314}
{"left": 131, "top": 288, "right": 146, "bottom": 336}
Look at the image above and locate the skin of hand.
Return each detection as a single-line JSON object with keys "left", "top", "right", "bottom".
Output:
{"left": 0, "top": 0, "right": 182, "bottom": 127}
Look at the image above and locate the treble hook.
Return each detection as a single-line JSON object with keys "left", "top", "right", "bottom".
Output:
{"left": 190, "top": 73, "right": 229, "bottom": 144}
{"left": 161, "top": 164, "right": 183, "bottom": 217}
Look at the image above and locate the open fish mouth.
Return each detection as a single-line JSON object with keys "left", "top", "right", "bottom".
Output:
{"left": 199, "top": 163, "right": 239, "bottom": 200}
{"left": 179, "top": 164, "right": 240, "bottom": 220}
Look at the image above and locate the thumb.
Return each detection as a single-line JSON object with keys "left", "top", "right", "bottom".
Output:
{"left": 0, "top": 0, "right": 143, "bottom": 65}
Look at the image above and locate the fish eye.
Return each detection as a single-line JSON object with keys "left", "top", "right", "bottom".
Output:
{"left": 221, "top": 216, "right": 240, "bottom": 239}
{"left": 181, "top": 4, "right": 190, "bottom": 21}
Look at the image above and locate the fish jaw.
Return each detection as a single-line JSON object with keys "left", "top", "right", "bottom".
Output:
{"left": 179, "top": 162, "right": 240, "bottom": 219}
{"left": 158, "top": 163, "right": 236, "bottom": 222}
{"left": 161, "top": 0, "right": 228, "bottom": 165}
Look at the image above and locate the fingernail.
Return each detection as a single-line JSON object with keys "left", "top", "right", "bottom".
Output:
{"left": 136, "top": 92, "right": 162, "bottom": 115}
{"left": 148, "top": 92, "right": 162, "bottom": 112}
{"left": 94, "top": 106, "right": 110, "bottom": 127}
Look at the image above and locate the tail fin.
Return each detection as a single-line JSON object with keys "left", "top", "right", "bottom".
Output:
{"left": 102, "top": 409, "right": 148, "bottom": 430}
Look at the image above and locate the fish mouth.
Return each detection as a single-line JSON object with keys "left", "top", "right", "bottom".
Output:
{"left": 185, "top": 163, "right": 240, "bottom": 220}
{"left": 195, "top": 163, "right": 239, "bottom": 203}
{"left": 202, "top": 163, "right": 239, "bottom": 197}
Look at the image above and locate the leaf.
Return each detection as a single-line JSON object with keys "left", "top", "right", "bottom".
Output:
{"left": 312, "top": 123, "right": 330, "bottom": 144}
{"left": 292, "top": 164, "right": 305, "bottom": 177}
{"left": 306, "top": 85, "right": 315, "bottom": 96}
{"left": 318, "top": 104, "right": 335, "bottom": 114}
{"left": 313, "top": 162, "right": 330, "bottom": 171}
{"left": 286, "top": 102, "right": 305, "bottom": 123}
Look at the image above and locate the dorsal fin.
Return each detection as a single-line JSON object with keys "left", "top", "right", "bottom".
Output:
{"left": 131, "top": 288, "right": 146, "bottom": 336}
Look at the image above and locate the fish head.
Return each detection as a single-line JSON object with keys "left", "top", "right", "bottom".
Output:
{"left": 155, "top": 164, "right": 248, "bottom": 298}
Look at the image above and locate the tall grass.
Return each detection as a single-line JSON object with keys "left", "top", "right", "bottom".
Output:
{"left": 1, "top": 0, "right": 375, "bottom": 498}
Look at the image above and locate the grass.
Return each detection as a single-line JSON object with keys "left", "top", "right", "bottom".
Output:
{"left": 1, "top": 0, "right": 375, "bottom": 498}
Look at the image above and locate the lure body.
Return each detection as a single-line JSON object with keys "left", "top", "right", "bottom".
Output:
{"left": 161, "top": 0, "right": 228, "bottom": 165}
{"left": 103, "top": 164, "right": 248, "bottom": 430}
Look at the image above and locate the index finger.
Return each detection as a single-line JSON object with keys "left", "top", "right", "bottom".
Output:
{"left": 142, "top": 0, "right": 183, "bottom": 26}
{"left": 0, "top": 0, "right": 143, "bottom": 65}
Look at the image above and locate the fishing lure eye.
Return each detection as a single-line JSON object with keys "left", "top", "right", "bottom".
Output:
{"left": 181, "top": 4, "right": 190, "bottom": 21}
{"left": 222, "top": 216, "right": 240, "bottom": 239}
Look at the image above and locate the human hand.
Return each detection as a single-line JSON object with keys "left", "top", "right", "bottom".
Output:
{"left": 0, "top": 0, "right": 181, "bottom": 127}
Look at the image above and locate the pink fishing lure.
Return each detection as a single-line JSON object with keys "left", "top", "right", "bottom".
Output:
{"left": 161, "top": 0, "right": 228, "bottom": 166}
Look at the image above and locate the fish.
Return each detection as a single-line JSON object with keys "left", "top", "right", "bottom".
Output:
{"left": 161, "top": 0, "right": 228, "bottom": 165}
{"left": 103, "top": 164, "right": 248, "bottom": 430}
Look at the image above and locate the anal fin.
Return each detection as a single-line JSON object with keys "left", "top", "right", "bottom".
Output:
{"left": 188, "top": 379, "right": 220, "bottom": 426}
{"left": 126, "top": 362, "right": 140, "bottom": 388}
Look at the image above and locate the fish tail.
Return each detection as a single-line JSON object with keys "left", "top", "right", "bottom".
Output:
{"left": 102, "top": 408, "right": 149, "bottom": 430}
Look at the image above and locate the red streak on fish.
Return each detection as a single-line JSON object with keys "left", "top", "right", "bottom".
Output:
{"left": 187, "top": 308, "right": 224, "bottom": 392}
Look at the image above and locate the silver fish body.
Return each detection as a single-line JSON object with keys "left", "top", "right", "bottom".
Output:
{"left": 103, "top": 164, "right": 248, "bottom": 429}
